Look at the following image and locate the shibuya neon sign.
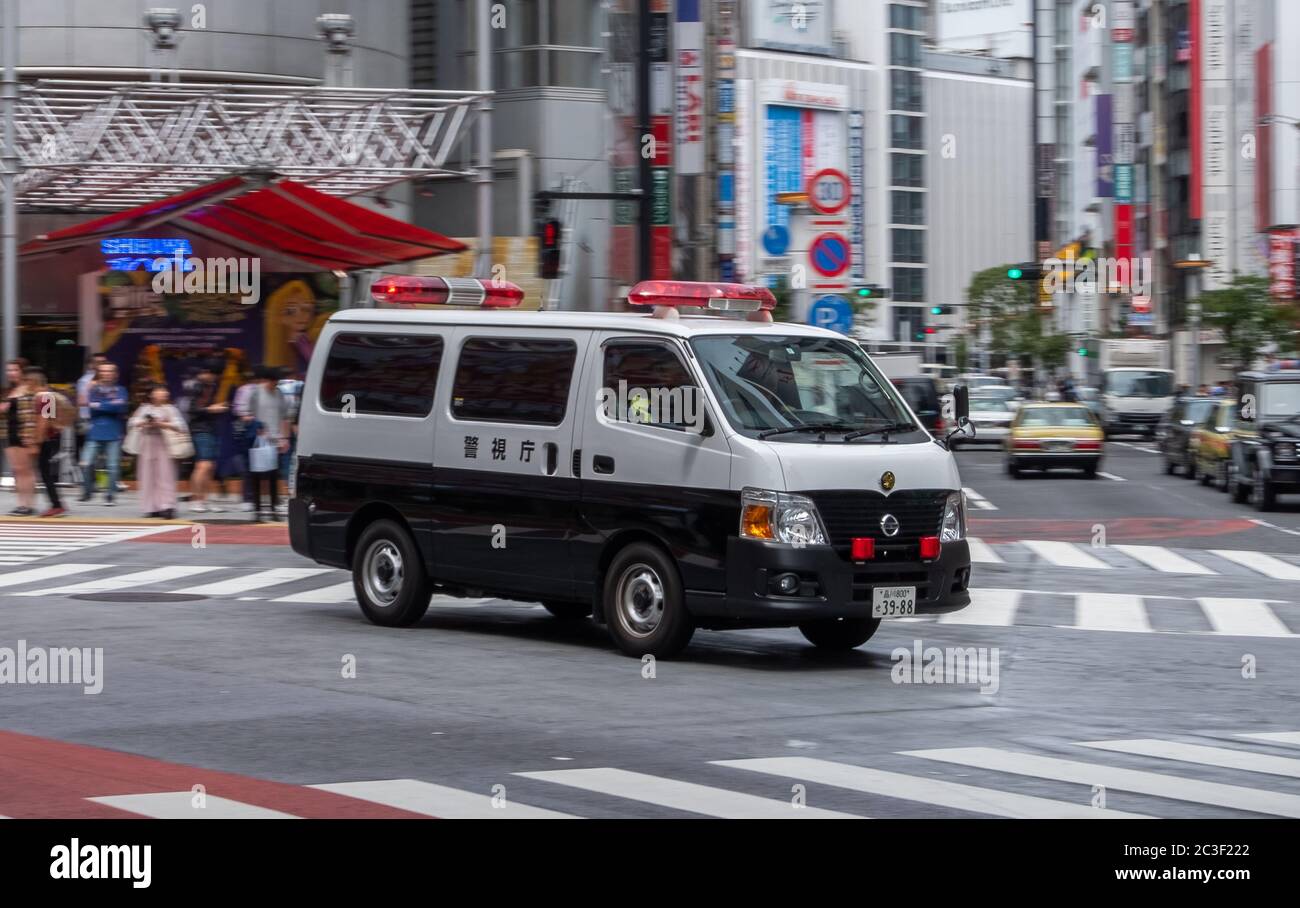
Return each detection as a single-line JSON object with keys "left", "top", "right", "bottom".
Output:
{"left": 100, "top": 237, "right": 196, "bottom": 272}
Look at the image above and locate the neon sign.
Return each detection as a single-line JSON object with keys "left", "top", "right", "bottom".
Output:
{"left": 101, "top": 237, "right": 195, "bottom": 272}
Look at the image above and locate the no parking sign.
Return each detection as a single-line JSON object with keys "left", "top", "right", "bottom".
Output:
{"left": 809, "top": 233, "right": 851, "bottom": 278}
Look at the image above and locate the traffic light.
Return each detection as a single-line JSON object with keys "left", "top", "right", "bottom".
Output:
{"left": 1007, "top": 263, "right": 1043, "bottom": 282}
{"left": 852, "top": 285, "right": 890, "bottom": 300}
{"left": 929, "top": 305, "right": 953, "bottom": 316}
{"left": 539, "top": 218, "right": 562, "bottom": 279}
{"left": 1078, "top": 346, "right": 1089, "bottom": 357}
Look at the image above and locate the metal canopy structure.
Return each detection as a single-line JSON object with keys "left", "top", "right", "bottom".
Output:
{"left": 9, "top": 79, "right": 489, "bottom": 211}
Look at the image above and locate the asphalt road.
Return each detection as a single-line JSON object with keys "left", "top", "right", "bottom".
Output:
{"left": 1, "top": 438, "right": 1299, "bottom": 819}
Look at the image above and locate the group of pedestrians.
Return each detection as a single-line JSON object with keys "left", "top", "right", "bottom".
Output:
{"left": 3, "top": 353, "right": 298, "bottom": 521}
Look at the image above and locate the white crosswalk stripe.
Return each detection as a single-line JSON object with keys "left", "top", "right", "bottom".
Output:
{"left": 311, "top": 780, "right": 575, "bottom": 819}
{"left": 0, "top": 523, "right": 174, "bottom": 567}
{"left": 1075, "top": 593, "right": 1150, "bottom": 633}
{"left": 1237, "top": 732, "right": 1300, "bottom": 747}
{"left": 1021, "top": 540, "right": 1111, "bottom": 570}
{"left": 904, "top": 746, "right": 1300, "bottom": 817}
{"left": 14, "top": 565, "right": 221, "bottom": 596}
{"left": 713, "top": 757, "right": 1146, "bottom": 818}
{"left": 962, "top": 488, "right": 997, "bottom": 510}
{"left": 89, "top": 792, "right": 297, "bottom": 819}
{"left": 173, "top": 568, "right": 334, "bottom": 596}
{"left": 0, "top": 563, "right": 104, "bottom": 589}
{"left": 516, "top": 767, "right": 859, "bottom": 818}
{"left": 1198, "top": 598, "right": 1293, "bottom": 637}
{"left": 272, "top": 580, "right": 355, "bottom": 603}
{"left": 966, "top": 538, "right": 1004, "bottom": 564}
{"left": 939, "top": 588, "right": 1019, "bottom": 626}
{"left": 1111, "top": 544, "right": 1217, "bottom": 575}
{"left": 1078, "top": 739, "right": 1300, "bottom": 779}
{"left": 1210, "top": 549, "right": 1300, "bottom": 581}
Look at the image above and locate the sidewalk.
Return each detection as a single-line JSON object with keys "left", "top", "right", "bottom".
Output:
{"left": 2, "top": 482, "right": 286, "bottom": 525}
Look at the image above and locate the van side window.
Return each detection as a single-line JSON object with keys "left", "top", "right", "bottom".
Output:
{"left": 602, "top": 342, "right": 701, "bottom": 429}
{"left": 451, "top": 337, "right": 577, "bottom": 425}
{"left": 320, "top": 333, "right": 443, "bottom": 417}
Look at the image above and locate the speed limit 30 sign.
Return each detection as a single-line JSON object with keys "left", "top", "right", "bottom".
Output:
{"left": 807, "top": 168, "right": 851, "bottom": 216}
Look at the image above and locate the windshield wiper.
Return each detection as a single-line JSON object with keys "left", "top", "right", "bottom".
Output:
{"left": 758, "top": 421, "right": 865, "bottom": 439}
{"left": 843, "top": 421, "right": 916, "bottom": 442}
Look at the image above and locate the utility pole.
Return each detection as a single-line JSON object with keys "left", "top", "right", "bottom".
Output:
{"left": 475, "top": 0, "right": 494, "bottom": 278}
{"left": 636, "top": 0, "right": 652, "bottom": 281}
{"left": 1, "top": 0, "right": 17, "bottom": 366}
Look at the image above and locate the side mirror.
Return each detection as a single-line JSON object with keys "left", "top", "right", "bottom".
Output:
{"left": 943, "top": 385, "right": 973, "bottom": 448}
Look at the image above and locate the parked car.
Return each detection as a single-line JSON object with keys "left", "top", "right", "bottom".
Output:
{"left": 1157, "top": 396, "right": 1216, "bottom": 477}
{"left": 1190, "top": 399, "right": 1237, "bottom": 489}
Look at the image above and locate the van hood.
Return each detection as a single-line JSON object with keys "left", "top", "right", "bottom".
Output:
{"left": 771, "top": 440, "right": 962, "bottom": 493}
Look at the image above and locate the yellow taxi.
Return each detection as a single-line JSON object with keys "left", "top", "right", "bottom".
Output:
{"left": 1005, "top": 402, "right": 1104, "bottom": 478}
{"left": 1190, "top": 398, "right": 1236, "bottom": 490}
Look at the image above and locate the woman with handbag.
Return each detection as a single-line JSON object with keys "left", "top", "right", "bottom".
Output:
{"left": 126, "top": 383, "right": 189, "bottom": 519}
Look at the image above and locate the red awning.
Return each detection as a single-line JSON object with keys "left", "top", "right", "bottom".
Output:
{"left": 20, "top": 176, "right": 466, "bottom": 270}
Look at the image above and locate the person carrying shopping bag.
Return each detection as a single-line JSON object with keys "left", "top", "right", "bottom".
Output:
{"left": 125, "top": 383, "right": 189, "bottom": 519}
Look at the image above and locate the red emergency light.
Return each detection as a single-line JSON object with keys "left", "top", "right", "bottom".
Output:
{"left": 850, "top": 537, "right": 875, "bottom": 562}
{"left": 919, "top": 536, "right": 941, "bottom": 561}
{"left": 371, "top": 275, "right": 524, "bottom": 308}
{"left": 627, "top": 281, "right": 778, "bottom": 321}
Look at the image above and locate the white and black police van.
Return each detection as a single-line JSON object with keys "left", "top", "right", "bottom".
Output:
{"left": 289, "top": 277, "right": 974, "bottom": 658}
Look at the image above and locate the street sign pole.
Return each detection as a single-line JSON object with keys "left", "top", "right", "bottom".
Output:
{"left": 1, "top": 0, "right": 17, "bottom": 365}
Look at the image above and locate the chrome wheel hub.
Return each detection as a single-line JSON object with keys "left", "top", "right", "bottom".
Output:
{"left": 363, "top": 540, "right": 404, "bottom": 607}
{"left": 616, "top": 565, "right": 664, "bottom": 637}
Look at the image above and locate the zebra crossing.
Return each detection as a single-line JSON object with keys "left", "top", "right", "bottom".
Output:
{"left": 0, "top": 523, "right": 174, "bottom": 566}
{"left": 970, "top": 537, "right": 1300, "bottom": 579}
{"left": 1, "top": 557, "right": 1297, "bottom": 637}
{"left": 37, "top": 729, "right": 1300, "bottom": 819}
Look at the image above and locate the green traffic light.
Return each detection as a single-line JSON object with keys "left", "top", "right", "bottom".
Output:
{"left": 856, "top": 287, "right": 872, "bottom": 298}
{"left": 930, "top": 306, "right": 942, "bottom": 315}
{"left": 1007, "top": 268, "right": 1024, "bottom": 280}
{"left": 1077, "top": 347, "right": 1088, "bottom": 357}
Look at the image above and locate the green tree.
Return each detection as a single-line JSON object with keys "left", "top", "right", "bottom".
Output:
{"left": 966, "top": 264, "right": 1041, "bottom": 365}
{"left": 1037, "top": 332, "right": 1073, "bottom": 373}
{"left": 1198, "top": 274, "right": 1297, "bottom": 373}
{"left": 955, "top": 335, "right": 969, "bottom": 372}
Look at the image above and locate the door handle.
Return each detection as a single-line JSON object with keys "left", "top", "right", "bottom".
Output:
{"left": 543, "top": 442, "right": 558, "bottom": 476}
{"left": 593, "top": 454, "right": 615, "bottom": 475}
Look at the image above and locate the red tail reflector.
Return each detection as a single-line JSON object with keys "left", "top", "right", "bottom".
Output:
{"left": 1014, "top": 439, "right": 1041, "bottom": 450}
{"left": 850, "top": 537, "right": 875, "bottom": 562}
{"left": 1075, "top": 439, "right": 1102, "bottom": 451}
{"left": 371, "top": 275, "right": 524, "bottom": 308}
{"left": 919, "top": 536, "right": 941, "bottom": 560}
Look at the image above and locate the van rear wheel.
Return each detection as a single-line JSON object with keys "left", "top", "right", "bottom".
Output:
{"left": 799, "top": 617, "right": 881, "bottom": 651}
{"left": 603, "top": 543, "right": 694, "bottom": 659}
{"left": 352, "top": 519, "right": 431, "bottom": 627}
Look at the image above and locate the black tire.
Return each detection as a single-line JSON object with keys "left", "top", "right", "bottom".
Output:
{"left": 543, "top": 600, "right": 592, "bottom": 620}
{"left": 1007, "top": 460, "right": 1021, "bottom": 478}
{"left": 602, "top": 543, "right": 694, "bottom": 658}
{"left": 1252, "top": 475, "right": 1276, "bottom": 512}
{"left": 799, "top": 617, "right": 881, "bottom": 651}
{"left": 1230, "top": 468, "right": 1249, "bottom": 503}
{"left": 1164, "top": 457, "right": 1175, "bottom": 475}
{"left": 1083, "top": 463, "right": 1098, "bottom": 479}
{"left": 1197, "top": 461, "right": 1210, "bottom": 485}
{"left": 352, "top": 519, "right": 431, "bottom": 627}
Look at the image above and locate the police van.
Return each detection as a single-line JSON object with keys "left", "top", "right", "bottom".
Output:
{"left": 289, "top": 277, "right": 974, "bottom": 658}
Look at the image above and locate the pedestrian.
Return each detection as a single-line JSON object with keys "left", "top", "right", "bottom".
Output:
{"left": 126, "top": 384, "right": 185, "bottom": 519}
{"left": 186, "top": 363, "right": 228, "bottom": 512}
{"left": 80, "top": 361, "right": 128, "bottom": 505}
{"left": 231, "top": 369, "right": 260, "bottom": 512}
{"left": 2, "top": 357, "right": 37, "bottom": 516}
{"left": 245, "top": 365, "right": 290, "bottom": 521}
{"left": 26, "top": 367, "right": 76, "bottom": 518}
{"left": 277, "top": 367, "right": 303, "bottom": 495}
{"left": 75, "top": 351, "right": 107, "bottom": 453}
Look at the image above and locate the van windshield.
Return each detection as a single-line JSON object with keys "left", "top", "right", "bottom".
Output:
{"left": 690, "top": 335, "right": 921, "bottom": 440}
{"left": 1103, "top": 370, "right": 1173, "bottom": 397}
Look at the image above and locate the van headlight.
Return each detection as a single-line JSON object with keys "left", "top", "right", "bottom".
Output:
{"left": 940, "top": 490, "right": 965, "bottom": 542}
{"left": 740, "top": 488, "right": 828, "bottom": 546}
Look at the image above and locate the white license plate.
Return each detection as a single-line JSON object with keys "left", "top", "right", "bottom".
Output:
{"left": 872, "top": 586, "right": 916, "bottom": 618}
{"left": 1044, "top": 440, "right": 1073, "bottom": 452}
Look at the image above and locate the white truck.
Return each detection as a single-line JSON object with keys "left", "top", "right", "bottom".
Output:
{"left": 1098, "top": 338, "right": 1176, "bottom": 437}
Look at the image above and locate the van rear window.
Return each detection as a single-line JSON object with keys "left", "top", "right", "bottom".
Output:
{"left": 451, "top": 337, "right": 577, "bottom": 425}
{"left": 320, "top": 333, "right": 442, "bottom": 417}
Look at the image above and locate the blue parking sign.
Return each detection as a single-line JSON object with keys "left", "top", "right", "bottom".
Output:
{"left": 808, "top": 295, "right": 853, "bottom": 334}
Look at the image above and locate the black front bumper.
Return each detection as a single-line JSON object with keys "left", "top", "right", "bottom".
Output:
{"left": 688, "top": 537, "right": 972, "bottom": 626}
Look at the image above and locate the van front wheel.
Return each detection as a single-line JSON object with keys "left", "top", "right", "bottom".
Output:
{"left": 603, "top": 543, "right": 694, "bottom": 659}
{"left": 799, "top": 617, "right": 881, "bottom": 651}
{"left": 352, "top": 519, "right": 431, "bottom": 627}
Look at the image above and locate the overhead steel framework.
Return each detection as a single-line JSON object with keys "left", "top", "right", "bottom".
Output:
{"left": 8, "top": 79, "right": 489, "bottom": 211}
